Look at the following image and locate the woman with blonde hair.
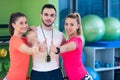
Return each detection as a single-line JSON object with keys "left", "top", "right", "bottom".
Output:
{"left": 50, "top": 13, "right": 92, "bottom": 80}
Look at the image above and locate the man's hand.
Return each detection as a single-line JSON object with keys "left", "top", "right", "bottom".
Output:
{"left": 50, "top": 40, "right": 57, "bottom": 53}
{"left": 39, "top": 39, "right": 47, "bottom": 52}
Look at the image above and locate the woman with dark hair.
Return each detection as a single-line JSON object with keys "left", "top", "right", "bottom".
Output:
{"left": 3, "top": 12, "right": 39, "bottom": 80}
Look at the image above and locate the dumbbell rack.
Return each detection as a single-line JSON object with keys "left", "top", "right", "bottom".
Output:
{"left": 0, "top": 24, "right": 10, "bottom": 79}
{"left": 0, "top": 41, "right": 10, "bottom": 79}
{"left": 84, "top": 40, "right": 120, "bottom": 80}
{"left": 0, "top": 38, "right": 32, "bottom": 80}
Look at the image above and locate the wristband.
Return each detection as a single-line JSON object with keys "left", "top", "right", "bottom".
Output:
{"left": 55, "top": 47, "right": 60, "bottom": 54}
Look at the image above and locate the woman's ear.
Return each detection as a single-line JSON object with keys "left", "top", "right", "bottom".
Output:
{"left": 77, "top": 24, "right": 80, "bottom": 29}
{"left": 12, "top": 23, "right": 15, "bottom": 28}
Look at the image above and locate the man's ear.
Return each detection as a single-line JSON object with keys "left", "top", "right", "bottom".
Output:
{"left": 40, "top": 13, "right": 42, "bottom": 18}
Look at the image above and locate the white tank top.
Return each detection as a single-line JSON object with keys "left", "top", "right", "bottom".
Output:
{"left": 32, "top": 25, "right": 63, "bottom": 71}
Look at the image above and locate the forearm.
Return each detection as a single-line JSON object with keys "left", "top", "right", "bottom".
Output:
{"left": 19, "top": 44, "right": 37, "bottom": 55}
{"left": 59, "top": 41, "right": 76, "bottom": 53}
{"left": 61, "top": 34, "right": 66, "bottom": 45}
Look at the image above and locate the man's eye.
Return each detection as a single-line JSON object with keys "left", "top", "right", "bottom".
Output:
{"left": 44, "top": 13, "right": 48, "bottom": 16}
{"left": 50, "top": 14, "right": 55, "bottom": 17}
{"left": 20, "top": 22, "right": 24, "bottom": 25}
{"left": 65, "top": 23, "right": 68, "bottom": 26}
{"left": 25, "top": 21, "right": 28, "bottom": 24}
{"left": 70, "top": 23, "right": 74, "bottom": 26}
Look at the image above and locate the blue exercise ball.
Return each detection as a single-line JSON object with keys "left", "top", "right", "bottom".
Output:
{"left": 85, "top": 67, "right": 100, "bottom": 80}
{"left": 82, "top": 52, "right": 86, "bottom": 64}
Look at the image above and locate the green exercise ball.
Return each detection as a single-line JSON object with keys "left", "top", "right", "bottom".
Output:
{"left": 103, "top": 17, "right": 120, "bottom": 41}
{"left": 82, "top": 15, "right": 105, "bottom": 42}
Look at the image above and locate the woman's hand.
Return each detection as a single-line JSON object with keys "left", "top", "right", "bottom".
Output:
{"left": 32, "top": 42, "right": 40, "bottom": 54}
{"left": 28, "top": 26, "right": 37, "bottom": 31}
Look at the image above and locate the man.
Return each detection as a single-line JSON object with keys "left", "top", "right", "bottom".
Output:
{"left": 30, "top": 4, "right": 66, "bottom": 80}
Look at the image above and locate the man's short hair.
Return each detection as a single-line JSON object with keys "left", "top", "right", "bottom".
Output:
{"left": 41, "top": 4, "right": 56, "bottom": 14}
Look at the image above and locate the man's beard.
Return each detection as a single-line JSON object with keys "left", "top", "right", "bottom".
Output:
{"left": 42, "top": 19, "right": 54, "bottom": 27}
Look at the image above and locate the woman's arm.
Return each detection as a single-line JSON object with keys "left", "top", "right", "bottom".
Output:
{"left": 50, "top": 41, "right": 76, "bottom": 54}
{"left": 61, "top": 34, "right": 67, "bottom": 45}
{"left": 59, "top": 41, "right": 76, "bottom": 53}
{"left": 19, "top": 43, "right": 39, "bottom": 55}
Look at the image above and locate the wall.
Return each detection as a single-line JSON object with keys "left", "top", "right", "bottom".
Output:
{"left": 0, "top": 0, "right": 22, "bottom": 24}
{"left": 0, "top": 0, "right": 59, "bottom": 36}
{"left": 0, "top": 0, "right": 58, "bottom": 25}
{"left": 21, "top": 0, "right": 48, "bottom": 26}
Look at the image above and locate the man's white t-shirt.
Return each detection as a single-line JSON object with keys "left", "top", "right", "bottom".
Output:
{"left": 32, "top": 25, "right": 63, "bottom": 72}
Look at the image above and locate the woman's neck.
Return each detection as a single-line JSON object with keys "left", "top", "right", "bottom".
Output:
{"left": 13, "top": 32, "right": 23, "bottom": 38}
{"left": 68, "top": 34, "right": 78, "bottom": 39}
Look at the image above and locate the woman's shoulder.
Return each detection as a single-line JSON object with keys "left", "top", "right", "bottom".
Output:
{"left": 69, "top": 36, "right": 82, "bottom": 42}
{"left": 10, "top": 36, "right": 26, "bottom": 43}
{"left": 10, "top": 36, "right": 20, "bottom": 41}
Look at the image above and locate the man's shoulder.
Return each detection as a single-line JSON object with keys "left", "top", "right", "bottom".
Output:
{"left": 36, "top": 25, "right": 40, "bottom": 28}
{"left": 36, "top": 25, "right": 41, "bottom": 30}
{"left": 53, "top": 29, "right": 63, "bottom": 35}
{"left": 53, "top": 29, "right": 62, "bottom": 33}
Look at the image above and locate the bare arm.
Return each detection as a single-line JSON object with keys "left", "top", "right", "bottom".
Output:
{"left": 19, "top": 43, "right": 39, "bottom": 55}
{"left": 50, "top": 41, "right": 76, "bottom": 54}
{"left": 29, "top": 26, "right": 37, "bottom": 31}
{"left": 61, "top": 34, "right": 67, "bottom": 45}
{"left": 59, "top": 41, "right": 76, "bottom": 53}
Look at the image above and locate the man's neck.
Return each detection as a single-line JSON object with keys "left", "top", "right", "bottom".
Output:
{"left": 41, "top": 23, "right": 52, "bottom": 31}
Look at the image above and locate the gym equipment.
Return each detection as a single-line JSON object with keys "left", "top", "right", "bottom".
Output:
{"left": 85, "top": 67, "right": 100, "bottom": 80}
{"left": 95, "top": 61, "right": 101, "bottom": 68}
{"left": 82, "top": 52, "right": 86, "bottom": 64}
{"left": 4, "top": 61, "right": 10, "bottom": 71}
{"left": 103, "top": 17, "right": 120, "bottom": 41}
{"left": 82, "top": 15, "right": 105, "bottom": 42}
{"left": 0, "top": 48, "right": 8, "bottom": 57}
{"left": 0, "top": 63, "right": 3, "bottom": 72}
